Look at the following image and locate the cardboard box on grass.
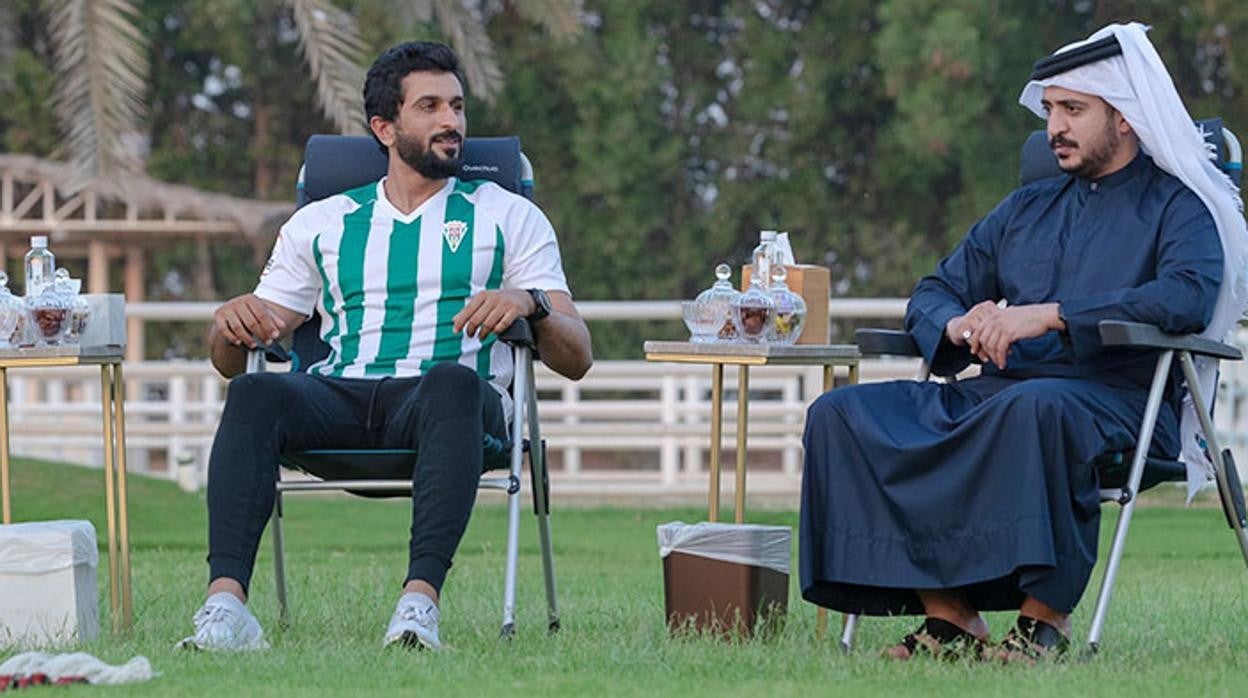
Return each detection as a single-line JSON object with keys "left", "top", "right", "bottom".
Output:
{"left": 0, "top": 520, "right": 99, "bottom": 648}
{"left": 742, "top": 264, "right": 831, "bottom": 344}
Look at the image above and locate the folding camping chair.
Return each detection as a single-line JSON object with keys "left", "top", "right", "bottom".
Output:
{"left": 247, "top": 134, "right": 558, "bottom": 639}
{"left": 838, "top": 119, "right": 1248, "bottom": 654}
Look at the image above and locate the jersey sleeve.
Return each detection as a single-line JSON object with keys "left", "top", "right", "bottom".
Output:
{"left": 500, "top": 197, "right": 571, "bottom": 295}
{"left": 254, "top": 213, "right": 322, "bottom": 317}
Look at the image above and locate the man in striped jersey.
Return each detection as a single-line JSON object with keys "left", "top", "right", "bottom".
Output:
{"left": 178, "top": 41, "right": 592, "bottom": 652}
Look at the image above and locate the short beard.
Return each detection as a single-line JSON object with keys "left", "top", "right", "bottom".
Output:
{"left": 1053, "top": 113, "right": 1122, "bottom": 179}
{"left": 396, "top": 130, "right": 462, "bottom": 179}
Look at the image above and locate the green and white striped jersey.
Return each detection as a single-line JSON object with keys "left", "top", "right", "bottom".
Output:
{"left": 255, "top": 177, "right": 569, "bottom": 414}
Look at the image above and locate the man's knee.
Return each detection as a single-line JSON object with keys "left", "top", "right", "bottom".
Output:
{"left": 414, "top": 362, "right": 481, "bottom": 417}
{"left": 807, "top": 382, "right": 898, "bottom": 423}
{"left": 996, "top": 380, "right": 1070, "bottom": 421}
{"left": 221, "top": 373, "right": 295, "bottom": 421}
{"left": 418, "top": 363, "right": 482, "bottom": 403}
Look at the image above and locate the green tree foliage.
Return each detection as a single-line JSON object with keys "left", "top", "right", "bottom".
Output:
{"left": 2, "top": 0, "right": 1246, "bottom": 359}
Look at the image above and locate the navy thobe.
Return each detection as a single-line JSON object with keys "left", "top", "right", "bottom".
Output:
{"left": 800, "top": 153, "right": 1223, "bottom": 615}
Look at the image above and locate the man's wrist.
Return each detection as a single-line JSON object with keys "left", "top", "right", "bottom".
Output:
{"left": 1050, "top": 303, "right": 1067, "bottom": 331}
{"left": 525, "top": 288, "right": 552, "bottom": 323}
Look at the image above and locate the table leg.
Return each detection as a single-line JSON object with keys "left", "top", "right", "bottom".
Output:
{"left": 734, "top": 365, "right": 749, "bottom": 525}
{"left": 112, "top": 363, "right": 133, "bottom": 630}
{"left": 708, "top": 364, "right": 724, "bottom": 522}
{"left": 0, "top": 367, "right": 9, "bottom": 525}
{"left": 100, "top": 366, "right": 120, "bottom": 634}
{"left": 848, "top": 361, "right": 859, "bottom": 386}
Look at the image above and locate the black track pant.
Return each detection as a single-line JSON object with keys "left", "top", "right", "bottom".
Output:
{"left": 206, "top": 362, "right": 507, "bottom": 595}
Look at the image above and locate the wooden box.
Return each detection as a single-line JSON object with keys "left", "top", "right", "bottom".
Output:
{"left": 742, "top": 264, "right": 830, "bottom": 344}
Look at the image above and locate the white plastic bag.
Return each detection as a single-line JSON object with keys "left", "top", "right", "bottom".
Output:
{"left": 657, "top": 521, "right": 791, "bottom": 575}
{"left": 773, "top": 232, "right": 796, "bottom": 266}
{"left": 0, "top": 521, "right": 98, "bottom": 574}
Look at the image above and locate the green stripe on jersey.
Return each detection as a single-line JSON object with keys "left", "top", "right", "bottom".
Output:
{"left": 422, "top": 180, "right": 476, "bottom": 371}
{"left": 366, "top": 216, "right": 421, "bottom": 375}
{"left": 311, "top": 235, "right": 340, "bottom": 375}
{"left": 476, "top": 224, "right": 506, "bottom": 379}
{"left": 331, "top": 196, "right": 375, "bottom": 376}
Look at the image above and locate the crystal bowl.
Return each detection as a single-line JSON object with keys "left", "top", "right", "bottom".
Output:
{"left": 682, "top": 299, "right": 723, "bottom": 343}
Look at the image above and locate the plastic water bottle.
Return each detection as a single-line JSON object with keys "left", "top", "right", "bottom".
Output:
{"left": 751, "top": 230, "right": 778, "bottom": 289}
{"left": 24, "top": 235, "right": 55, "bottom": 297}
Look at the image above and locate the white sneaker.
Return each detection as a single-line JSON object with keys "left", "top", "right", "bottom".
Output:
{"left": 383, "top": 592, "right": 442, "bottom": 650}
{"left": 176, "top": 592, "right": 269, "bottom": 651}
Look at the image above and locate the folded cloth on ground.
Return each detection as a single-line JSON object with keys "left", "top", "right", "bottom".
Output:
{"left": 0, "top": 652, "right": 156, "bottom": 687}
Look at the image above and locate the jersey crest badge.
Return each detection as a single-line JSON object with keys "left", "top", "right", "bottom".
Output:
{"left": 261, "top": 232, "right": 283, "bottom": 276}
{"left": 443, "top": 220, "right": 468, "bottom": 253}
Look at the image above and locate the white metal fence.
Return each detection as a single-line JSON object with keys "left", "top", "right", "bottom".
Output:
{"left": 8, "top": 300, "right": 1248, "bottom": 498}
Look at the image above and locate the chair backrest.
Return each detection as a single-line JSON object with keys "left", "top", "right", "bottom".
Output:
{"left": 1019, "top": 117, "right": 1242, "bottom": 186}
{"left": 288, "top": 134, "right": 533, "bottom": 371}
{"left": 297, "top": 134, "right": 532, "bottom": 207}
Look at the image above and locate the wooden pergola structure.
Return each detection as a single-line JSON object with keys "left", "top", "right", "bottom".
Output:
{"left": 0, "top": 154, "right": 293, "bottom": 361}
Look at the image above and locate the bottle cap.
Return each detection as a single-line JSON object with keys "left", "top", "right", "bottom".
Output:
{"left": 31, "top": 235, "right": 48, "bottom": 248}
{"left": 759, "top": 230, "right": 777, "bottom": 241}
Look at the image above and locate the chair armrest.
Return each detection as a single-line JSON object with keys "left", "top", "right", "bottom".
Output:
{"left": 499, "top": 317, "right": 537, "bottom": 350}
{"left": 245, "top": 342, "right": 292, "bottom": 374}
{"left": 1097, "top": 320, "right": 1242, "bottom": 361}
{"left": 854, "top": 328, "right": 920, "bottom": 357}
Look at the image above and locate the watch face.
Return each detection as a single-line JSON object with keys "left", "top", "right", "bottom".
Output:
{"left": 528, "top": 288, "right": 551, "bottom": 320}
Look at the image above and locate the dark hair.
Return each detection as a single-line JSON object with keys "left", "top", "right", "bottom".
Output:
{"left": 363, "top": 41, "right": 463, "bottom": 146}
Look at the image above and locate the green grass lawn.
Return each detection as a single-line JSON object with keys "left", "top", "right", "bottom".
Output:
{"left": 5, "top": 457, "right": 1247, "bottom": 696}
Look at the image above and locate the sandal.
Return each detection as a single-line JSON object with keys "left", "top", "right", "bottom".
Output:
{"left": 987, "top": 615, "right": 1070, "bottom": 664}
{"left": 882, "top": 617, "right": 987, "bottom": 661}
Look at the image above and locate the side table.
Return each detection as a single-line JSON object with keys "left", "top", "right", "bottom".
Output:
{"left": 642, "top": 342, "right": 861, "bottom": 522}
{"left": 0, "top": 345, "right": 132, "bottom": 633}
{"left": 644, "top": 341, "right": 860, "bottom": 640}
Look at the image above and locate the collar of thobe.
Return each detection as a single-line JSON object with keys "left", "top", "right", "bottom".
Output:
{"left": 1072, "top": 151, "right": 1149, "bottom": 195}
{"left": 1017, "top": 21, "right": 1248, "bottom": 500}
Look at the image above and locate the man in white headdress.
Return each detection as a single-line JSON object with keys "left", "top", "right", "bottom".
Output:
{"left": 800, "top": 22, "right": 1244, "bottom": 661}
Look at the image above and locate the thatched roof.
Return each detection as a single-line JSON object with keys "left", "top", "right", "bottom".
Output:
{"left": 0, "top": 153, "right": 294, "bottom": 237}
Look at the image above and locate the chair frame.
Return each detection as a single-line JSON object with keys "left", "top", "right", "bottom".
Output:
{"left": 246, "top": 320, "right": 560, "bottom": 639}
{"left": 839, "top": 321, "right": 1248, "bottom": 653}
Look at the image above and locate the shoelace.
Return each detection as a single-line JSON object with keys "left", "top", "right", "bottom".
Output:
{"left": 193, "top": 604, "right": 235, "bottom": 631}
{"left": 396, "top": 604, "right": 437, "bottom": 626}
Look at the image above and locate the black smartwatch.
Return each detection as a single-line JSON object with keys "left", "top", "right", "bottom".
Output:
{"left": 526, "top": 288, "right": 552, "bottom": 323}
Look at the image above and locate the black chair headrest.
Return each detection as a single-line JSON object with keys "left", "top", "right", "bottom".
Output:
{"left": 298, "top": 135, "right": 526, "bottom": 206}
{"left": 1020, "top": 117, "right": 1234, "bottom": 186}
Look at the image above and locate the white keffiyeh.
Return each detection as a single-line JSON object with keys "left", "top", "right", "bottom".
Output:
{"left": 1018, "top": 22, "right": 1248, "bottom": 501}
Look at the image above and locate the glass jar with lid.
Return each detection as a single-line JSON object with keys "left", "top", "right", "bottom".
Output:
{"left": 766, "top": 265, "right": 807, "bottom": 345}
{"left": 699, "top": 263, "right": 742, "bottom": 343}
{"left": 684, "top": 264, "right": 742, "bottom": 343}
{"left": 25, "top": 268, "right": 73, "bottom": 346}
{"left": 732, "top": 269, "right": 775, "bottom": 343}
{"left": 0, "top": 272, "right": 23, "bottom": 348}
{"left": 53, "top": 269, "right": 91, "bottom": 344}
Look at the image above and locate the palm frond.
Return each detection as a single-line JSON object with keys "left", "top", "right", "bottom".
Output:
{"left": 287, "top": 0, "right": 368, "bottom": 135}
{"left": 509, "top": 0, "right": 584, "bottom": 40}
{"left": 390, "top": 0, "right": 434, "bottom": 29}
{"left": 42, "top": 0, "right": 149, "bottom": 193}
{"left": 433, "top": 0, "right": 503, "bottom": 103}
